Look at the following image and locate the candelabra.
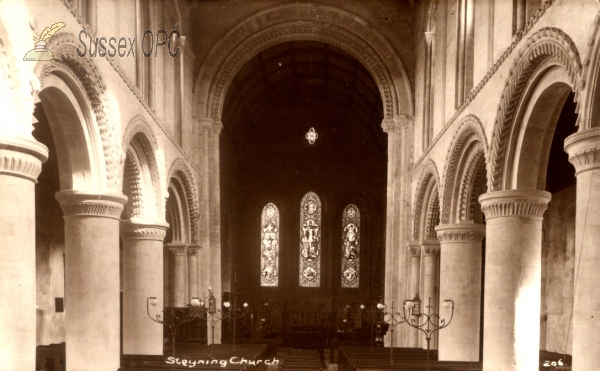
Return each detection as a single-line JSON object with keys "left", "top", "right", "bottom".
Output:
{"left": 376, "top": 302, "right": 406, "bottom": 364}
{"left": 146, "top": 296, "right": 202, "bottom": 357}
{"left": 402, "top": 294, "right": 455, "bottom": 371}
{"left": 197, "top": 288, "right": 248, "bottom": 359}
{"left": 227, "top": 299, "right": 249, "bottom": 349}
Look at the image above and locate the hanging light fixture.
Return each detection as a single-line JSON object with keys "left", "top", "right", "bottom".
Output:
{"left": 306, "top": 127, "right": 318, "bottom": 144}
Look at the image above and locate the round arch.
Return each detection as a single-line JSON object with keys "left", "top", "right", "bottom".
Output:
{"left": 488, "top": 27, "right": 584, "bottom": 191}
{"left": 36, "top": 69, "right": 101, "bottom": 191}
{"left": 193, "top": 2, "right": 413, "bottom": 122}
{"left": 440, "top": 115, "right": 488, "bottom": 224}
{"left": 413, "top": 160, "right": 440, "bottom": 241}
{"left": 122, "top": 115, "right": 164, "bottom": 222}
{"left": 166, "top": 158, "right": 199, "bottom": 243}
{"left": 36, "top": 32, "right": 121, "bottom": 191}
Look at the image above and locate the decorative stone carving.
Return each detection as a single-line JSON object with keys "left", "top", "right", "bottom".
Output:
{"left": 435, "top": 223, "right": 486, "bottom": 243}
{"left": 439, "top": 115, "right": 488, "bottom": 224}
{"left": 0, "top": 136, "right": 48, "bottom": 181}
{"left": 564, "top": 127, "right": 600, "bottom": 174}
{"left": 167, "top": 158, "right": 200, "bottom": 243}
{"left": 414, "top": 2, "right": 562, "bottom": 168}
{"left": 489, "top": 28, "right": 584, "bottom": 191}
{"left": 38, "top": 33, "right": 121, "bottom": 191}
{"left": 478, "top": 190, "right": 551, "bottom": 219}
{"left": 421, "top": 241, "right": 440, "bottom": 256}
{"left": 381, "top": 118, "right": 396, "bottom": 133}
{"left": 187, "top": 245, "right": 200, "bottom": 256}
{"left": 459, "top": 152, "right": 486, "bottom": 222}
{"left": 408, "top": 241, "right": 421, "bottom": 256}
{"left": 213, "top": 121, "right": 224, "bottom": 136}
{"left": 120, "top": 221, "right": 168, "bottom": 241}
{"left": 413, "top": 160, "right": 440, "bottom": 240}
{"left": 55, "top": 189, "right": 127, "bottom": 219}
{"left": 198, "top": 3, "right": 413, "bottom": 122}
{"left": 168, "top": 242, "right": 187, "bottom": 256}
{"left": 577, "top": 10, "right": 600, "bottom": 130}
{"left": 122, "top": 116, "right": 164, "bottom": 221}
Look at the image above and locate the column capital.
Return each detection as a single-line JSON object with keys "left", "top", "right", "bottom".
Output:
{"left": 167, "top": 242, "right": 187, "bottom": 256}
{"left": 435, "top": 223, "right": 486, "bottom": 243}
{"left": 422, "top": 240, "right": 440, "bottom": 255}
{"left": 0, "top": 136, "right": 48, "bottom": 182}
{"left": 408, "top": 241, "right": 422, "bottom": 256}
{"left": 199, "top": 118, "right": 214, "bottom": 131}
{"left": 120, "top": 221, "right": 168, "bottom": 241}
{"left": 212, "top": 121, "right": 224, "bottom": 136}
{"left": 55, "top": 190, "right": 127, "bottom": 219}
{"left": 478, "top": 190, "right": 551, "bottom": 220}
{"left": 564, "top": 127, "right": 600, "bottom": 175}
{"left": 382, "top": 115, "right": 414, "bottom": 133}
{"left": 424, "top": 31, "right": 435, "bottom": 45}
{"left": 187, "top": 245, "right": 200, "bottom": 256}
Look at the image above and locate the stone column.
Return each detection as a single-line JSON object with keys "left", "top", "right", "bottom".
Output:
{"left": 187, "top": 245, "right": 199, "bottom": 300}
{"left": 0, "top": 136, "right": 47, "bottom": 371}
{"left": 564, "top": 127, "right": 600, "bottom": 371}
{"left": 479, "top": 190, "right": 550, "bottom": 371}
{"left": 168, "top": 242, "right": 187, "bottom": 307}
{"left": 55, "top": 190, "right": 128, "bottom": 371}
{"left": 435, "top": 223, "right": 485, "bottom": 361}
{"left": 407, "top": 242, "right": 421, "bottom": 348}
{"left": 421, "top": 241, "right": 439, "bottom": 350}
{"left": 120, "top": 221, "right": 167, "bottom": 355}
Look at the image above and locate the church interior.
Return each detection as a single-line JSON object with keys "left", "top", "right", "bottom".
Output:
{"left": 1, "top": 0, "right": 600, "bottom": 370}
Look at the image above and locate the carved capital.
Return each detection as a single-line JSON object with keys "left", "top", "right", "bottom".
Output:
{"left": 421, "top": 240, "right": 440, "bottom": 256}
{"left": 168, "top": 242, "right": 187, "bottom": 256}
{"left": 199, "top": 118, "right": 214, "bottom": 132}
{"left": 381, "top": 118, "right": 396, "bottom": 133}
{"left": 0, "top": 136, "right": 48, "bottom": 182}
{"left": 395, "top": 115, "right": 414, "bottom": 130}
{"left": 55, "top": 190, "right": 127, "bottom": 219}
{"left": 187, "top": 245, "right": 200, "bottom": 257}
{"left": 564, "top": 127, "right": 600, "bottom": 175}
{"left": 120, "top": 221, "right": 168, "bottom": 241}
{"left": 213, "top": 121, "right": 224, "bottom": 136}
{"left": 408, "top": 241, "right": 421, "bottom": 257}
{"left": 435, "top": 223, "right": 486, "bottom": 243}
{"left": 424, "top": 32, "right": 435, "bottom": 46}
{"left": 478, "top": 190, "right": 551, "bottom": 220}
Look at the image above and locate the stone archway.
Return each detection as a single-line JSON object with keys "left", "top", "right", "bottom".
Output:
{"left": 440, "top": 115, "right": 488, "bottom": 225}
{"left": 193, "top": 3, "right": 413, "bottom": 121}
{"left": 435, "top": 115, "right": 487, "bottom": 362}
{"left": 488, "top": 27, "right": 583, "bottom": 192}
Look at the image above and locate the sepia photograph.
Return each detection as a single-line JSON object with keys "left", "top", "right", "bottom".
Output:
{"left": 1, "top": 0, "right": 599, "bottom": 370}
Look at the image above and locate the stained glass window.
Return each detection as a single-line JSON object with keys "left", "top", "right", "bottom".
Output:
{"left": 341, "top": 204, "right": 360, "bottom": 288}
{"left": 299, "top": 192, "right": 321, "bottom": 287}
{"left": 260, "top": 203, "right": 279, "bottom": 287}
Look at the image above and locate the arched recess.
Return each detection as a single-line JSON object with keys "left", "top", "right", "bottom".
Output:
{"left": 122, "top": 116, "right": 164, "bottom": 222}
{"left": 440, "top": 115, "right": 488, "bottom": 224}
{"left": 35, "top": 63, "right": 99, "bottom": 191}
{"left": 166, "top": 158, "right": 199, "bottom": 243}
{"left": 579, "top": 11, "right": 600, "bottom": 129}
{"left": 35, "top": 32, "right": 121, "bottom": 191}
{"left": 413, "top": 160, "right": 440, "bottom": 241}
{"left": 193, "top": 2, "right": 413, "bottom": 122}
{"left": 488, "top": 27, "right": 584, "bottom": 191}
